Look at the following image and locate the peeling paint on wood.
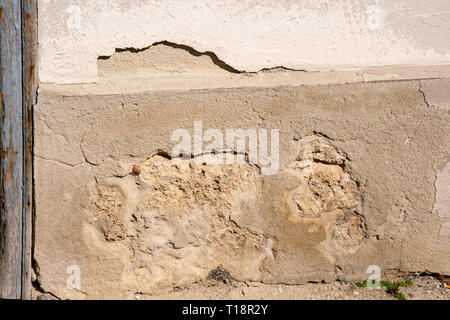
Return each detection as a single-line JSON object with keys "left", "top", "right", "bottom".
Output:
{"left": 0, "top": 0, "right": 37, "bottom": 299}
{"left": 0, "top": 0, "right": 24, "bottom": 299}
{"left": 21, "top": 0, "right": 38, "bottom": 300}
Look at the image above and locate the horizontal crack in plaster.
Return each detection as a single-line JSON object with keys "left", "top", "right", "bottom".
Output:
{"left": 35, "top": 155, "right": 85, "bottom": 168}
{"left": 97, "top": 40, "right": 308, "bottom": 76}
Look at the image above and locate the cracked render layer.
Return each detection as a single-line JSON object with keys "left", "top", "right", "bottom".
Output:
{"left": 34, "top": 80, "right": 450, "bottom": 299}
{"left": 41, "top": 42, "right": 450, "bottom": 95}
{"left": 419, "top": 78, "right": 450, "bottom": 112}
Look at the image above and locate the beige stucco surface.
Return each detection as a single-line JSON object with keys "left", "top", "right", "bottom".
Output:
{"left": 34, "top": 1, "right": 450, "bottom": 300}
{"left": 39, "top": 0, "right": 450, "bottom": 84}
{"left": 34, "top": 79, "right": 450, "bottom": 299}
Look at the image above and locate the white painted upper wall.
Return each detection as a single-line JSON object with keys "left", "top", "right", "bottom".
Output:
{"left": 39, "top": 0, "right": 450, "bottom": 84}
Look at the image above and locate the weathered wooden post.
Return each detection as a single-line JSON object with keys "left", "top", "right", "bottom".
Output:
{"left": 0, "top": 0, "right": 37, "bottom": 299}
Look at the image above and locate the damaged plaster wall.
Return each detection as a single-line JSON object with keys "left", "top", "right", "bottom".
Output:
{"left": 34, "top": 80, "right": 450, "bottom": 299}
{"left": 34, "top": 0, "right": 450, "bottom": 300}
{"left": 39, "top": 0, "right": 450, "bottom": 83}
{"left": 40, "top": 42, "right": 450, "bottom": 95}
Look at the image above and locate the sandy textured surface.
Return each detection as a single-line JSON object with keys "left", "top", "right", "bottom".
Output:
{"left": 144, "top": 276, "right": 450, "bottom": 300}
{"left": 34, "top": 79, "right": 450, "bottom": 299}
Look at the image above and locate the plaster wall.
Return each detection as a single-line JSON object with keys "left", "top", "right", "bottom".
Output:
{"left": 33, "top": 1, "right": 450, "bottom": 299}
{"left": 39, "top": 0, "right": 450, "bottom": 83}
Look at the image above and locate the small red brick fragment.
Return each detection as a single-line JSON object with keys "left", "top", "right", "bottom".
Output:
{"left": 132, "top": 165, "right": 141, "bottom": 174}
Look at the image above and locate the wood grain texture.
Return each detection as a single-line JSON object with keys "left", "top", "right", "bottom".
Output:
{"left": 21, "top": 0, "right": 37, "bottom": 300}
{"left": 0, "top": 0, "right": 37, "bottom": 299}
{"left": 0, "top": 0, "right": 24, "bottom": 299}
